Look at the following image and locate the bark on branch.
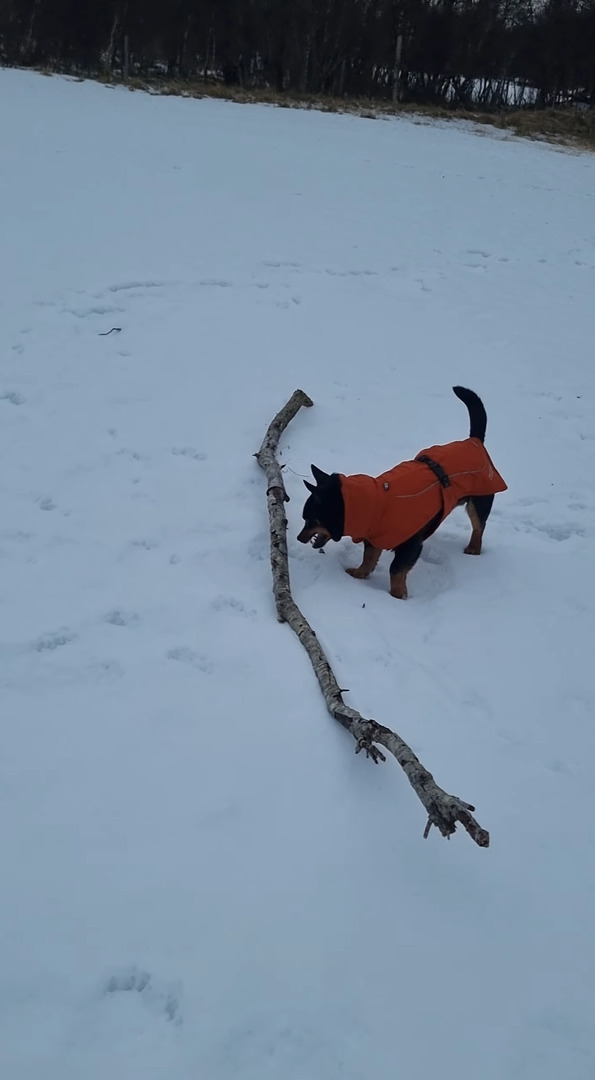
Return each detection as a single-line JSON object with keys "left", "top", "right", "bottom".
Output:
{"left": 255, "top": 389, "right": 489, "bottom": 848}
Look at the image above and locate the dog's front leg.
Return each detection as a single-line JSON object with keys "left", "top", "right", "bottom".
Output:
{"left": 345, "top": 541, "right": 382, "bottom": 580}
{"left": 389, "top": 535, "right": 424, "bottom": 599}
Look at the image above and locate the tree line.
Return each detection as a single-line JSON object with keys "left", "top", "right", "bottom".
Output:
{"left": 1, "top": 0, "right": 594, "bottom": 109}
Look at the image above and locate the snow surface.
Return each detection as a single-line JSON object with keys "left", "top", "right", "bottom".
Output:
{"left": 1, "top": 68, "right": 595, "bottom": 1079}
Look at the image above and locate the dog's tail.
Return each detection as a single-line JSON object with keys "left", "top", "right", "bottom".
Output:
{"left": 452, "top": 385, "right": 487, "bottom": 443}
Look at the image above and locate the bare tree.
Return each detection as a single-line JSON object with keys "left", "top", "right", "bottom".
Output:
{"left": 2, "top": 0, "right": 593, "bottom": 108}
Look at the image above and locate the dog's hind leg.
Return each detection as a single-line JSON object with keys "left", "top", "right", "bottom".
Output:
{"left": 389, "top": 535, "right": 424, "bottom": 599}
{"left": 346, "top": 541, "right": 382, "bottom": 580}
{"left": 464, "top": 494, "right": 494, "bottom": 555}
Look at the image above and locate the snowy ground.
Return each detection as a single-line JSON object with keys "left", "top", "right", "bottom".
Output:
{"left": 1, "top": 68, "right": 595, "bottom": 1079}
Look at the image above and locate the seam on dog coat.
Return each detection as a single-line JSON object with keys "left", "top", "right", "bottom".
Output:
{"left": 339, "top": 437, "right": 507, "bottom": 550}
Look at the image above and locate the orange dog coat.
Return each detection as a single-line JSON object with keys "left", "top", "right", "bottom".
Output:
{"left": 339, "top": 437, "right": 507, "bottom": 550}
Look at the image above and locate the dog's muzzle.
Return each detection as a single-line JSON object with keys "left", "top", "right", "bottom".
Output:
{"left": 311, "top": 533, "right": 329, "bottom": 549}
{"left": 297, "top": 527, "right": 329, "bottom": 549}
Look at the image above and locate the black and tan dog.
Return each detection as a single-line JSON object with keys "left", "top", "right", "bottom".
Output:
{"left": 297, "top": 386, "right": 507, "bottom": 599}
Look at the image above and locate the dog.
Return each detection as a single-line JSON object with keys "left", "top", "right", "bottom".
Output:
{"left": 297, "top": 386, "right": 507, "bottom": 599}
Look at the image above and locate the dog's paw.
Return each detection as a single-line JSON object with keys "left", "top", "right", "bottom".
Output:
{"left": 389, "top": 576, "right": 408, "bottom": 599}
{"left": 345, "top": 566, "right": 369, "bottom": 579}
{"left": 464, "top": 543, "right": 482, "bottom": 555}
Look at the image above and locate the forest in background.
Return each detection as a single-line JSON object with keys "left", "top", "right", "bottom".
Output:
{"left": 1, "top": 0, "right": 594, "bottom": 110}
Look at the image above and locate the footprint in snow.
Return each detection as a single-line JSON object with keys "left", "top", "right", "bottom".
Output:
{"left": 211, "top": 596, "right": 257, "bottom": 619}
{"left": 104, "top": 609, "right": 140, "bottom": 628}
{"left": 116, "top": 447, "right": 146, "bottom": 462}
{"left": 106, "top": 281, "right": 166, "bottom": 293}
{"left": 0, "top": 391, "right": 25, "bottom": 405}
{"left": 105, "top": 968, "right": 151, "bottom": 993}
{"left": 0, "top": 529, "right": 33, "bottom": 543}
{"left": 167, "top": 646, "right": 214, "bottom": 673}
{"left": 513, "top": 496, "right": 549, "bottom": 508}
{"left": 545, "top": 757, "right": 571, "bottom": 775}
{"left": 510, "top": 518, "right": 585, "bottom": 542}
{"left": 542, "top": 523, "right": 585, "bottom": 541}
{"left": 37, "top": 496, "right": 56, "bottom": 511}
{"left": 102, "top": 967, "right": 182, "bottom": 1025}
{"left": 171, "top": 447, "right": 207, "bottom": 461}
{"left": 32, "top": 628, "right": 75, "bottom": 652}
{"left": 420, "top": 547, "right": 447, "bottom": 566}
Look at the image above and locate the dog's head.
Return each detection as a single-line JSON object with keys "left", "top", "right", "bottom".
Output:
{"left": 297, "top": 464, "right": 341, "bottom": 548}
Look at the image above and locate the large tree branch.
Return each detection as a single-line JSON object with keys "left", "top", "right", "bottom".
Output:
{"left": 255, "top": 389, "right": 489, "bottom": 848}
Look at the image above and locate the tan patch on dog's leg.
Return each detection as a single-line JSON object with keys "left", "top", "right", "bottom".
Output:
{"left": 464, "top": 501, "right": 484, "bottom": 555}
{"left": 346, "top": 542, "right": 382, "bottom": 580}
{"left": 389, "top": 570, "right": 408, "bottom": 599}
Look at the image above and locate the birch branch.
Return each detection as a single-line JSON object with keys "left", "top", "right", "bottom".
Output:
{"left": 255, "top": 389, "right": 489, "bottom": 848}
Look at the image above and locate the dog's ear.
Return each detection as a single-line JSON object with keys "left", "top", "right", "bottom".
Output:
{"left": 311, "top": 464, "right": 329, "bottom": 485}
{"left": 303, "top": 479, "right": 316, "bottom": 493}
